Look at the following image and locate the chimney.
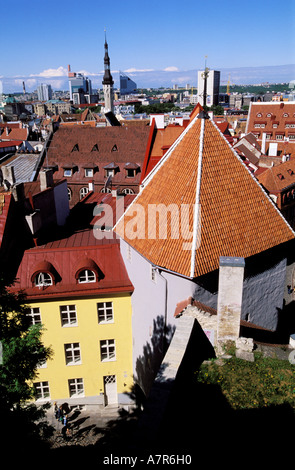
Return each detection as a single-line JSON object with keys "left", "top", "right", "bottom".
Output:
{"left": 112, "top": 187, "right": 120, "bottom": 198}
{"left": 261, "top": 132, "right": 266, "bottom": 154}
{"left": 216, "top": 256, "right": 245, "bottom": 354}
{"left": 2, "top": 165, "right": 15, "bottom": 188}
{"left": 40, "top": 168, "right": 54, "bottom": 192}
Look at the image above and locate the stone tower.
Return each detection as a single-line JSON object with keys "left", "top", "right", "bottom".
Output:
{"left": 102, "top": 34, "right": 114, "bottom": 113}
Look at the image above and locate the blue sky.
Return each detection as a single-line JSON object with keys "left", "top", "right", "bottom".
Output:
{"left": 1, "top": 0, "right": 295, "bottom": 91}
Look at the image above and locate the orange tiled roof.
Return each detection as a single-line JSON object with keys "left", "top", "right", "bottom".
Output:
{"left": 114, "top": 115, "right": 294, "bottom": 278}
{"left": 257, "top": 158, "right": 295, "bottom": 192}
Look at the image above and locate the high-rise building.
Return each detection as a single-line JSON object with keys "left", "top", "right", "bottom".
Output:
{"left": 197, "top": 69, "right": 220, "bottom": 107}
{"left": 68, "top": 65, "right": 93, "bottom": 105}
{"left": 37, "top": 83, "right": 53, "bottom": 101}
{"left": 102, "top": 35, "right": 114, "bottom": 113}
{"left": 120, "top": 72, "right": 137, "bottom": 96}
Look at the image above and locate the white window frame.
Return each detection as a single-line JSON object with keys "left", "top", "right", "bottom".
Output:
{"left": 35, "top": 272, "right": 53, "bottom": 287}
{"left": 122, "top": 188, "right": 134, "bottom": 194}
{"left": 60, "top": 305, "right": 77, "bottom": 327}
{"left": 34, "top": 381, "right": 50, "bottom": 400}
{"left": 79, "top": 187, "right": 89, "bottom": 200}
{"left": 64, "top": 169, "right": 72, "bottom": 177}
{"left": 28, "top": 307, "right": 42, "bottom": 325}
{"left": 65, "top": 342, "right": 81, "bottom": 365}
{"left": 78, "top": 269, "right": 96, "bottom": 283}
{"left": 100, "top": 339, "right": 116, "bottom": 362}
{"left": 68, "top": 378, "right": 84, "bottom": 397}
{"left": 84, "top": 168, "right": 94, "bottom": 178}
{"left": 97, "top": 302, "right": 114, "bottom": 323}
{"left": 105, "top": 169, "right": 115, "bottom": 178}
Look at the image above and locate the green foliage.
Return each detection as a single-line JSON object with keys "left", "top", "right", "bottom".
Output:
{"left": 0, "top": 279, "right": 52, "bottom": 406}
{"left": 0, "top": 278, "right": 53, "bottom": 449}
{"left": 196, "top": 353, "right": 295, "bottom": 410}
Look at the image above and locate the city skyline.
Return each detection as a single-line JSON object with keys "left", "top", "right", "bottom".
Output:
{"left": 1, "top": 0, "right": 295, "bottom": 93}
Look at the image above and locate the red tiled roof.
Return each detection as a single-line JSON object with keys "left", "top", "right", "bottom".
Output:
{"left": 12, "top": 229, "right": 133, "bottom": 300}
{"left": 257, "top": 158, "right": 295, "bottom": 192}
{"left": 44, "top": 126, "right": 150, "bottom": 189}
{"left": 114, "top": 115, "right": 295, "bottom": 278}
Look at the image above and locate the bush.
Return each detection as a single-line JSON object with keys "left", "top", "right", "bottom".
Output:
{"left": 196, "top": 353, "right": 295, "bottom": 410}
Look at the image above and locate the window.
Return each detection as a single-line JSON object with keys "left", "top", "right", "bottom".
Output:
{"left": 122, "top": 188, "right": 134, "bottom": 194}
{"left": 64, "top": 169, "right": 72, "bottom": 177}
{"left": 105, "top": 169, "right": 114, "bottom": 178}
{"left": 273, "top": 123, "right": 278, "bottom": 128}
{"left": 71, "top": 144, "right": 79, "bottom": 152}
{"left": 100, "top": 339, "right": 116, "bottom": 361}
{"left": 97, "top": 302, "right": 113, "bottom": 323}
{"left": 34, "top": 381, "right": 50, "bottom": 400}
{"left": 150, "top": 265, "right": 156, "bottom": 282}
{"left": 111, "top": 144, "right": 118, "bottom": 152}
{"left": 91, "top": 144, "right": 99, "bottom": 152}
{"left": 28, "top": 307, "right": 42, "bottom": 325}
{"left": 78, "top": 269, "right": 96, "bottom": 283}
{"left": 276, "top": 134, "right": 283, "bottom": 140}
{"left": 289, "top": 135, "right": 295, "bottom": 141}
{"left": 256, "top": 113, "right": 262, "bottom": 117}
{"left": 68, "top": 378, "right": 84, "bottom": 397}
{"left": 126, "top": 169, "right": 136, "bottom": 178}
{"left": 60, "top": 305, "right": 77, "bottom": 327}
{"left": 85, "top": 168, "right": 94, "bottom": 178}
{"left": 64, "top": 342, "right": 81, "bottom": 365}
{"left": 100, "top": 187, "right": 112, "bottom": 193}
{"left": 79, "top": 187, "right": 89, "bottom": 200}
{"left": 67, "top": 188, "right": 72, "bottom": 201}
{"left": 34, "top": 272, "right": 53, "bottom": 287}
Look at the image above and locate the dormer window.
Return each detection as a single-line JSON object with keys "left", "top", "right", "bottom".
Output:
{"left": 71, "top": 144, "right": 79, "bottom": 152}
{"left": 91, "top": 144, "right": 99, "bottom": 152}
{"left": 75, "top": 257, "right": 100, "bottom": 284}
{"left": 124, "top": 162, "right": 140, "bottom": 178}
{"left": 256, "top": 113, "right": 262, "bottom": 118}
{"left": 283, "top": 113, "right": 289, "bottom": 118}
{"left": 277, "top": 173, "right": 284, "bottom": 180}
{"left": 32, "top": 261, "right": 57, "bottom": 287}
{"left": 104, "top": 162, "right": 119, "bottom": 178}
{"left": 64, "top": 168, "right": 72, "bottom": 177}
{"left": 85, "top": 168, "right": 94, "bottom": 177}
{"left": 111, "top": 144, "right": 118, "bottom": 152}
{"left": 35, "top": 272, "right": 53, "bottom": 287}
{"left": 78, "top": 269, "right": 96, "bottom": 283}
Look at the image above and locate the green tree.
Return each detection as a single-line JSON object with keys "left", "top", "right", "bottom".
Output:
{"left": 0, "top": 278, "right": 53, "bottom": 450}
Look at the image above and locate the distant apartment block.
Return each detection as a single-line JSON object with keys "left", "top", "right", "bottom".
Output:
{"left": 37, "top": 83, "right": 53, "bottom": 102}
{"left": 68, "top": 65, "right": 94, "bottom": 105}
{"left": 197, "top": 69, "right": 220, "bottom": 107}
{"left": 120, "top": 72, "right": 137, "bottom": 96}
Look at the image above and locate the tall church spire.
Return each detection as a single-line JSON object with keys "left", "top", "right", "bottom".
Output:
{"left": 102, "top": 31, "right": 114, "bottom": 114}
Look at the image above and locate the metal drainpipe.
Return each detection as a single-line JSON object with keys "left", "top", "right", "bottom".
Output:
{"left": 154, "top": 266, "right": 169, "bottom": 354}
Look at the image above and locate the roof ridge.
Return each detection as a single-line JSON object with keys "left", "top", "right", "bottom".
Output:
{"left": 113, "top": 115, "right": 201, "bottom": 233}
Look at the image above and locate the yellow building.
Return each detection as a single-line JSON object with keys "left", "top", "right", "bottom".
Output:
{"left": 13, "top": 229, "right": 134, "bottom": 408}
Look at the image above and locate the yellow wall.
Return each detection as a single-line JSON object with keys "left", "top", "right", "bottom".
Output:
{"left": 31, "top": 293, "right": 133, "bottom": 402}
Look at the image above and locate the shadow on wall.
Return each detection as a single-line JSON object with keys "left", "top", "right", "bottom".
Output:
{"left": 135, "top": 315, "right": 175, "bottom": 397}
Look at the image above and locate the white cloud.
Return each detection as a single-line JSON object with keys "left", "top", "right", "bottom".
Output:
{"left": 124, "top": 68, "right": 155, "bottom": 73}
{"left": 15, "top": 78, "right": 37, "bottom": 88}
{"left": 163, "top": 66, "right": 179, "bottom": 72}
{"left": 31, "top": 66, "right": 68, "bottom": 78}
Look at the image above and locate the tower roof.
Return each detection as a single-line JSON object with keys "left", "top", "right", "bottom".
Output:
{"left": 102, "top": 36, "right": 114, "bottom": 86}
{"left": 114, "top": 115, "right": 295, "bottom": 278}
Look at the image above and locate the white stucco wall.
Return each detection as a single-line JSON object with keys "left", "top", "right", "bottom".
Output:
{"left": 119, "top": 238, "right": 193, "bottom": 394}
